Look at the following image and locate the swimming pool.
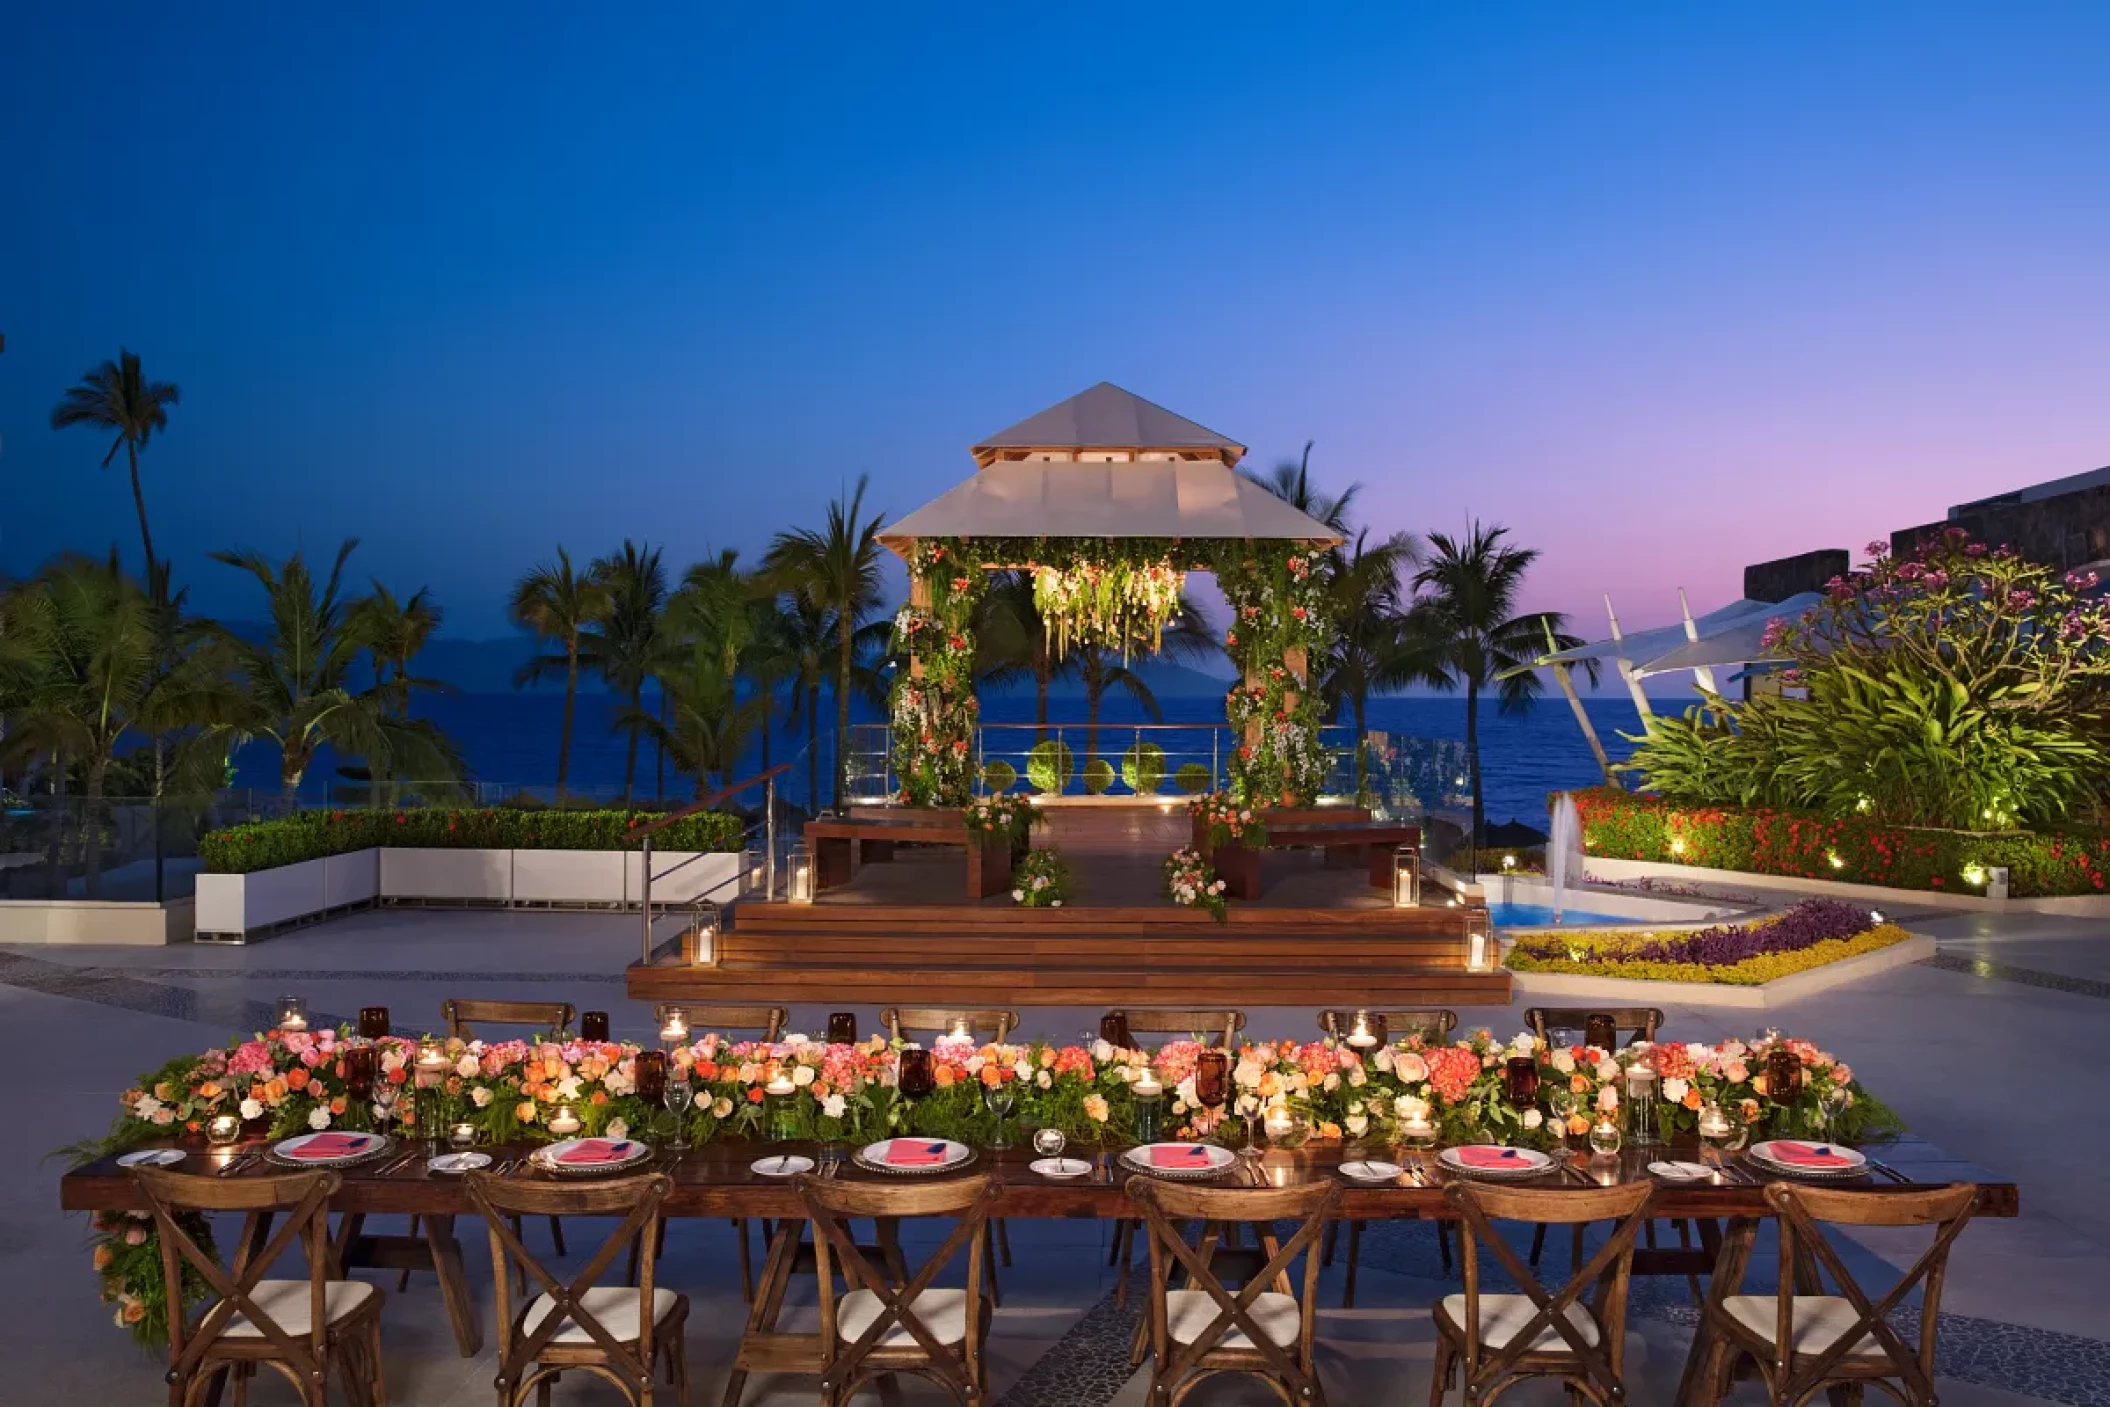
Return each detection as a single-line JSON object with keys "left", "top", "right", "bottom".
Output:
{"left": 1488, "top": 902, "right": 1629, "bottom": 928}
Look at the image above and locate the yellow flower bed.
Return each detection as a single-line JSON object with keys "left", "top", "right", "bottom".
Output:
{"left": 1507, "top": 922, "right": 1912, "bottom": 986}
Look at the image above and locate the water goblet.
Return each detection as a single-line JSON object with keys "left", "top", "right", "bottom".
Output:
{"left": 984, "top": 1080, "right": 1018, "bottom": 1149}
{"left": 664, "top": 1075, "right": 695, "bottom": 1150}
{"left": 1236, "top": 1094, "right": 1265, "bottom": 1159}
{"left": 372, "top": 1081, "right": 399, "bottom": 1140}
{"left": 1817, "top": 1084, "right": 1850, "bottom": 1137}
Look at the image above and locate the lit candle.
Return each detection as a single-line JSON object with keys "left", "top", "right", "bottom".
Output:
{"left": 276, "top": 996, "right": 308, "bottom": 1033}
{"left": 764, "top": 1067, "right": 797, "bottom": 1097}
{"left": 660, "top": 1009, "right": 689, "bottom": 1045}
{"left": 415, "top": 1043, "right": 450, "bottom": 1085}
{"left": 449, "top": 1122, "right": 478, "bottom": 1150}
{"left": 206, "top": 1114, "right": 242, "bottom": 1146}
{"left": 1346, "top": 1014, "right": 1378, "bottom": 1051}
{"left": 949, "top": 1017, "right": 972, "bottom": 1042}
{"left": 1132, "top": 1070, "right": 1164, "bottom": 1100}
{"left": 1263, "top": 1105, "right": 1296, "bottom": 1140}
{"left": 548, "top": 1106, "right": 581, "bottom": 1136}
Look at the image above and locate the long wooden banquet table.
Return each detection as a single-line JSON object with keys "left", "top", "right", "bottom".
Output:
{"left": 61, "top": 1133, "right": 2017, "bottom": 1387}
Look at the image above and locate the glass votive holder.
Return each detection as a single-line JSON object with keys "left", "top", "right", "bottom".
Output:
{"left": 206, "top": 1114, "right": 242, "bottom": 1147}
{"left": 276, "top": 995, "right": 309, "bottom": 1033}
{"left": 448, "top": 1122, "right": 479, "bottom": 1151}
{"left": 1589, "top": 1115, "right": 1624, "bottom": 1158}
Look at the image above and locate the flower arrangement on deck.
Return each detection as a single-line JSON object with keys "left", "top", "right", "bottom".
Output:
{"left": 1010, "top": 847, "right": 1073, "bottom": 907}
{"left": 1189, "top": 791, "right": 1266, "bottom": 848}
{"left": 1162, "top": 847, "right": 1229, "bottom": 921}
{"left": 72, "top": 1018, "right": 1898, "bottom": 1344}
{"left": 1506, "top": 900, "right": 1910, "bottom": 985}
{"left": 962, "top": 793, "right": 1040, "bottom": 843}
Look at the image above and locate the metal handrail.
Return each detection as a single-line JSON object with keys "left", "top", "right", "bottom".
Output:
{"left": 635, "top": 761, "right": 793, "bottom": 962}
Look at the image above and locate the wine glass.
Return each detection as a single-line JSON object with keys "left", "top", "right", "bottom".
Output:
{"left": 984, "top": 1079, "right": 1017, "bottom": 1149}
{"left": 664, "top": 1073, "right": 695, "bottom": 1150}
{"left": 1547, "top": 1089, "right": 1577, "bottom": 1147}
{"left": 1194, "top": 1050, "right": 1229, "bottom": 1136}
{"left": 372, "top": 1081, "right": 399, "bottom": 1142}
{"left": 1816, "top": 1084, "right": 1850, "bottom": 1139}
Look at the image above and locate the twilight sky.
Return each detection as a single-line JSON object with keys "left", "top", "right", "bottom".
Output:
{"left": 4, "top": 2, "right": 2107, "bottom": 641}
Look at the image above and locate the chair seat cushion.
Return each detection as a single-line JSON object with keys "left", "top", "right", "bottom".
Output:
{"left": 837, "top": 1287, "right": 970, "bottom": 1348}
{"left": 1724, "top": 1295, "right": 1889, "bottom": 1360}
{"left": 221, "top": 1280, "right": 377, "bottom": 1337}
{"left": 523, "top": 1287, "right": 679, "bottom": 1344}
{"left": 1167, "top": 1289, "right": 1302, "bottom": 1349}
{"left": 1438, "top": 1293, "right": 1602, "bottom": 1352}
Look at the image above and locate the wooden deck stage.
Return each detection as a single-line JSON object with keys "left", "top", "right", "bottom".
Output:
{"left": 627, "top": 806, "right": 1511, "bottom": 1008}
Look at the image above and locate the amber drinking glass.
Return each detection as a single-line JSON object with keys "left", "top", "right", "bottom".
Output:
{"left": 580, "top": 1011, "right": 610, "bottom": 1043}
{"left": 1194, "top": 1049, "right": 1229, "bottom": 1116}
{"left": 827, "top": 1012, "right": 860, "bottom": 1046}
{"left": 343, "top": 1045, "right": 376, "bottom": 1103}
{"left": 1505, "top": 1055, "right": 1540, "bottom": 1110}
{"left": 358, "top": 1007, "right": 392, "bottom": 1041}
{"left": 1766, "top": 1047, "right": 1803, "bottom": 1105}
{"left": 1099, "top": 1012, "right": 1134, "bottom": 1050}
{"left": 899, "top": 1045, "right": 934, "bottom": 1099}
{"left": 634, "top": 1049, "right": 668, "bottom": 1104}
{"left": 1584, "top": 1013, "right": 1617, "bottom": 1052}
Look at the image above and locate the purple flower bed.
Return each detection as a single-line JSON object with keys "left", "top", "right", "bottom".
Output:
{"left": 1627, "top": 900, "right": 1875, "bottom": 967}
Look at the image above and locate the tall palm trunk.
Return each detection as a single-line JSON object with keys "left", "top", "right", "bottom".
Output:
{"left": 81, "top": 756, "right": 110, "bottom": 900}
{"left": 1463, "top": 679, "right": 1484, "bottom": 857}
{"left": 805, "top": 683, "right": 821, "bottom": 813}
{"left": 556, "top": 645, "right": 579, "bottom": 798}
{"left": 126, "top": 438, "right": 157, "bottom": 578}
{"left": 655, "top": 690, "right": 667, "bottom": 800}
{"left": 621, "top": 681, "right": 642, "bottom": 803}
{"left": 834, "top": 620, "right": 853, "bottom": 809}
{"left": 757, "top": 683, "right": 774, "bottom": 772}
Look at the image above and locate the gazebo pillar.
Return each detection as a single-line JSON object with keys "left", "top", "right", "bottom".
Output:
{"left": 907, "top": 568, "right": 931, "bottom": 681}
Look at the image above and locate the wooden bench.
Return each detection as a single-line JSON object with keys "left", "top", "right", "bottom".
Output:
{"left": 804, "top": 816, "right": 1015, "bottom": 899}
{"left": 1198, "top": 811, "right": 1419, "bottom": 901}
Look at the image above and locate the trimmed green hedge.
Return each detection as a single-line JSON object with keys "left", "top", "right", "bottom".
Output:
{"left": 1573, "top": 786, "right": 2110, "bottom": 898}
{"left": 200, "top": 807, "right": 745, "bottom": 875}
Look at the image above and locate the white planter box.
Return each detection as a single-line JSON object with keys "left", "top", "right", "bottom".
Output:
{"left": 323, "top": 849, "right": 380, "bottom": 909}
{"left": 382, "top": 848, "right": 512, "bottom": 903}
{"left": 514, "top": 850, "right": 627, "bottom": 906}
{"left": 197, "top": 854, "right": 330, "bottom": 935}
{"left": 630, "top": 851, "right": 743, "bottom": 906}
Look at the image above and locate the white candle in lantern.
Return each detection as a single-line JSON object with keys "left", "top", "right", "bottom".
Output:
{"left": 1346, "top": 1016, "right": 1378, "bottom": 1051}
{"left": 548, "top": 1106, "right": 581, "bottom": 1136}
{"left": 1263, "top": 1105, "right": 1296, "bottom": 1139}
{"left": 1132, "top": 1071, "right": 1163, "bottom": 1099}
{"left": 764, "top": 1070, "right": 797, "bottom": 1097}
{"left": 660, "top": 1017, "right": 688, "bottom": 1044}
{"left": 949, "top": 1017, "right": 972, "bottom": 1042}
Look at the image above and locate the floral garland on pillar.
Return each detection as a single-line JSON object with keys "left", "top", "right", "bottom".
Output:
{"left": 889, "top": 540, "right": 988, "bottom": 806}
{"left": 1213, "top": 544, "right": 1332, "bottom": 806}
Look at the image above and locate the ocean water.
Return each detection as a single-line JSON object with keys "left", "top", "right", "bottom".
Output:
{"left": 234, "top": 690, "right": 1652, "bottom": 831}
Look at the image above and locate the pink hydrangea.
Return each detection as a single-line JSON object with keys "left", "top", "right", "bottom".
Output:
{"left": 228, "top": 1040, "right": 276, "bottom": 1077}
{"left": 1424, "top": 1046, "right": 1482, "bottom": 1104}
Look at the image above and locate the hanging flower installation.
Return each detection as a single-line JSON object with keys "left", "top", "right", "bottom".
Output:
{"left": 1031, "top": 558, "right": 1186, "bottom": 659}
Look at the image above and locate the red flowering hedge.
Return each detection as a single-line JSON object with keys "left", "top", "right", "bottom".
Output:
{"left": 1573, "top": 787, "right": 2110, "bottom": 898}
{"left": 200, "top": 807, "right": 744, "bottom": 874}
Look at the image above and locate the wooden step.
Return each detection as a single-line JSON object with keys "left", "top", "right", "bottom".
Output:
{"left": 732, "top": 901, "right": 1464, "bottom": 932}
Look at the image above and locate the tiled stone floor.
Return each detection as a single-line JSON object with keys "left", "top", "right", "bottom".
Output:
{"left": 7, "top": 903, "right": 2110, "bottom": 1404}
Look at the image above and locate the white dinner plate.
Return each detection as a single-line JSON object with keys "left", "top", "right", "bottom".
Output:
{"left": 1120, "top": 1143, "right": 1238, "bottom": 1179}
{"left": 1339, "top": 1159, "right": 1405, "bottom": 1183}
{"left": 1439, "top": 1145, "right": 1555, "bottom": 1179}
{"left": 117, "top": 1148, "right": 186, "bottom": 1168}
{"left": 1748, "top": 1140, "right": 1867, "bottom": 1178}
{"left": 1031, "top": 1157, "right": 1094, "bottom": 1179}
{"left": 1648, "top": 1160, "right": 1716, "bottom": 1182}
{"left": 854, "top": 1139, "right": 975, "bottom": 1175}
{"left": 426, "top": 1152, "right": 491, "bottom": 1175}
{"left": 269, "top": 1131, "right": 392, "bottom": 1167}
{"left": 532, "top": 1137, "right": 652, "bottom": 1176}
{"left": 750, "top": 1154, "right": 815, "bottom": 1178}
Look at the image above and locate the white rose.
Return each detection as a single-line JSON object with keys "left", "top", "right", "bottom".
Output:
{"left": 1523, "top": 1109, "right": 1544, "bottom": 1130}
{"left": 712, "top": 1097, "right": 734, "bottom": 1118}
{"left": 792, "top": 1065, "right": 816, "bottom": 1087}
{"left": 1395, "top": 1053, "right": 1429, "bottom": 1084}
{"left": 308, "top": 1107, "right": 332, "bottom": 1131}
{"left": 1037, "top": 1070, "right": 1052, "bottom": 1089}
{"left": 1347, "top": 1100, "right": 1365, "bottom": 1116}
{"left": 1347, "top": 1066, "right": 1367, "bottom": 1088}
{"left": 822, "top": 1093, "right": 847, "bottom": 1119}
{"left": 1011, "top": 889, "right": 1025, "bottom": 902}
{"left": 1373, "top": 1048, "right": 1395, "bottom": 1073}
{"left": 1092, "top": 1039, "right": 1116, "bottom": 1063}
{"left": 1550, "top": 1050, "right": 1576, "bottom": 1075}
{"left": 1322, "top": 1072, "right": 1340, "bottom": 1093}
{"left": 470, "top": 1087, "right": 493, "bottom": 1108}
{"left": 132, "top": 1095, "right": 162, "bottom": 1119}
{"left": 1234, "top": 1060, "right": 1265, "bottom": 1089}
{"left": 456, "top": 1055, "right": 479, "bottom": 1078}
{"left": 606, "top": 1118, "right": 629, "bottom": 1141}
{"left": 1511, "top": 1033, "right": 1537, "bottom": 1058}
{"left": 1663, "top": 1077, "right": 1690, "bottom": 1106}
{"left": 239, "top": 1098, "right": 264, "bottom": 1121}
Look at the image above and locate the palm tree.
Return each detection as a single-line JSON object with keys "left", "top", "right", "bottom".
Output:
{"left": 50, "top": 350, "right": 181, "bottom": 578}
{"left": 774, "top": 592, "right": 835, "bottom": 811}
{"left": 624, "top": 640, "right": 760, "bottom": 795}
{"left": 1246, "top": 441, "right": 1358, "bottom": 535}
{"left": 590, "top": 541, "right": 667, "bottom": 802}
{"left": 207, "top": 540, "right": 462, "bottom": 798}
{"left": 1320, "top": 528, "right": 1426, "bottom": 798}
{"left": 1408, "top": 523, "right": 1585, "bottom": 844}
{"left": 350, "top": 583, "right": 447, "bottom": 716}
{"left": 510, "top": 548, "right": 611, "bottom": 799}
{"left": 763, "top": 476, "right": 886, "bottom": 810}
{"left": 0, "top": 556, "right": 220, "bottom": 895}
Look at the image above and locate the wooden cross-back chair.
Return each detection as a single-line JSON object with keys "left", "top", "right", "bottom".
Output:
{"left": 878, "top": 1007, "right": 1018, "bottom": 1043}
{"left": 798, "top": 1173, "right": 1001, "bottom": 1407}
{"left": 1315, "top": 1007, "right": 1463, "bottom": 1305}
{"left": 1129, "top": 1177, "right": 1339, "bottom": 1407}
{"left": 1103, "top": 1007, "right": 1248, "bottom": 1305}
{"left": 465, "top": 1170, "right": 689, "bottom": 1407}
{"left": 1433, "top": 1179, "right": 1654, "bottom": 1407}
{"left": 1109, "top": 1008, "right": 1246, "bottom": 1048}
{"left": 631, "top": 1005, "right": 788, "bottom": 1298}
{"left": 132, "top": 1165, "right": 386, "bottom": 1407}
{"left": 1694, "top": 1181, "right": 1978, "bottom": 1407}
{"left": 1523, "top": 1006, "right": 1665, "bottom": 1050}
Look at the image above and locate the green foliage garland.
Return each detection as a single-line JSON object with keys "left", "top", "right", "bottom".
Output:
{"left": 1213, "top": 544, "right": 1332, "bottom": 806}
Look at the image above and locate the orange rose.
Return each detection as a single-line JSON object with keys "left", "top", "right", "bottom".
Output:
{"left": 933, "top": 1066, "right": 956, "bottom": 1088}
{"left": 590, "top": 1091, "right": 608, "bottom": 1105}
{"left": 1682, "top": 1087, "right": 1703, "bottom": 1111}
{"left": 1570, "top": 1074, "right": 1591, "bottom": 1094}
{"left": 979, "top": 1066, "right": 1005, "bottom": 1089}
{"left": 330, "top": 1096, "right": 347, "bottom": 1115}
{"left": 197, "top": 1081, "right": 222, "bottom": 1099}
{"left": 286, "top": 1067, "right": 310, "bottom": 1092}
{"left": 515, "top": 1101, "right": 537, "bottom": 1124}
{"left": 1566, "top": 1113, "right": 1592, "bottom": 1137}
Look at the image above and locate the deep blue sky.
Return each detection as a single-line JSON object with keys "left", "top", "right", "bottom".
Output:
{"left": 5, "top": 3, "right": 2107, "bottom": 639}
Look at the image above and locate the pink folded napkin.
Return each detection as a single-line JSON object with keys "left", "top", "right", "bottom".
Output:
{"left": 1150, "top": 1144, "right": 1214, "bottom": 1169}
{"left": 290, "top": 1133, "right": 371, "bottom": 1159}
{"left": 886, "top": 1140, "right": 950, "bottom": 1167}
{"left": 1769, "top": 1142, "right": 1854, "bottom": 1169}
{"left": 1452, "top": 1146, "right": 1532, "bottom": 1169}
{"left": 557, "top": 1139, "right": 636, "bottom": 1165}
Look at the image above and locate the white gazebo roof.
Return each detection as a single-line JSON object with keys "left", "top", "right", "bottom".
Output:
{"left": 880, "top": 459, "right": 1342, "bottom": 549}
{"left": 971, "top": 383, "right": 1247, "bottom": 466}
